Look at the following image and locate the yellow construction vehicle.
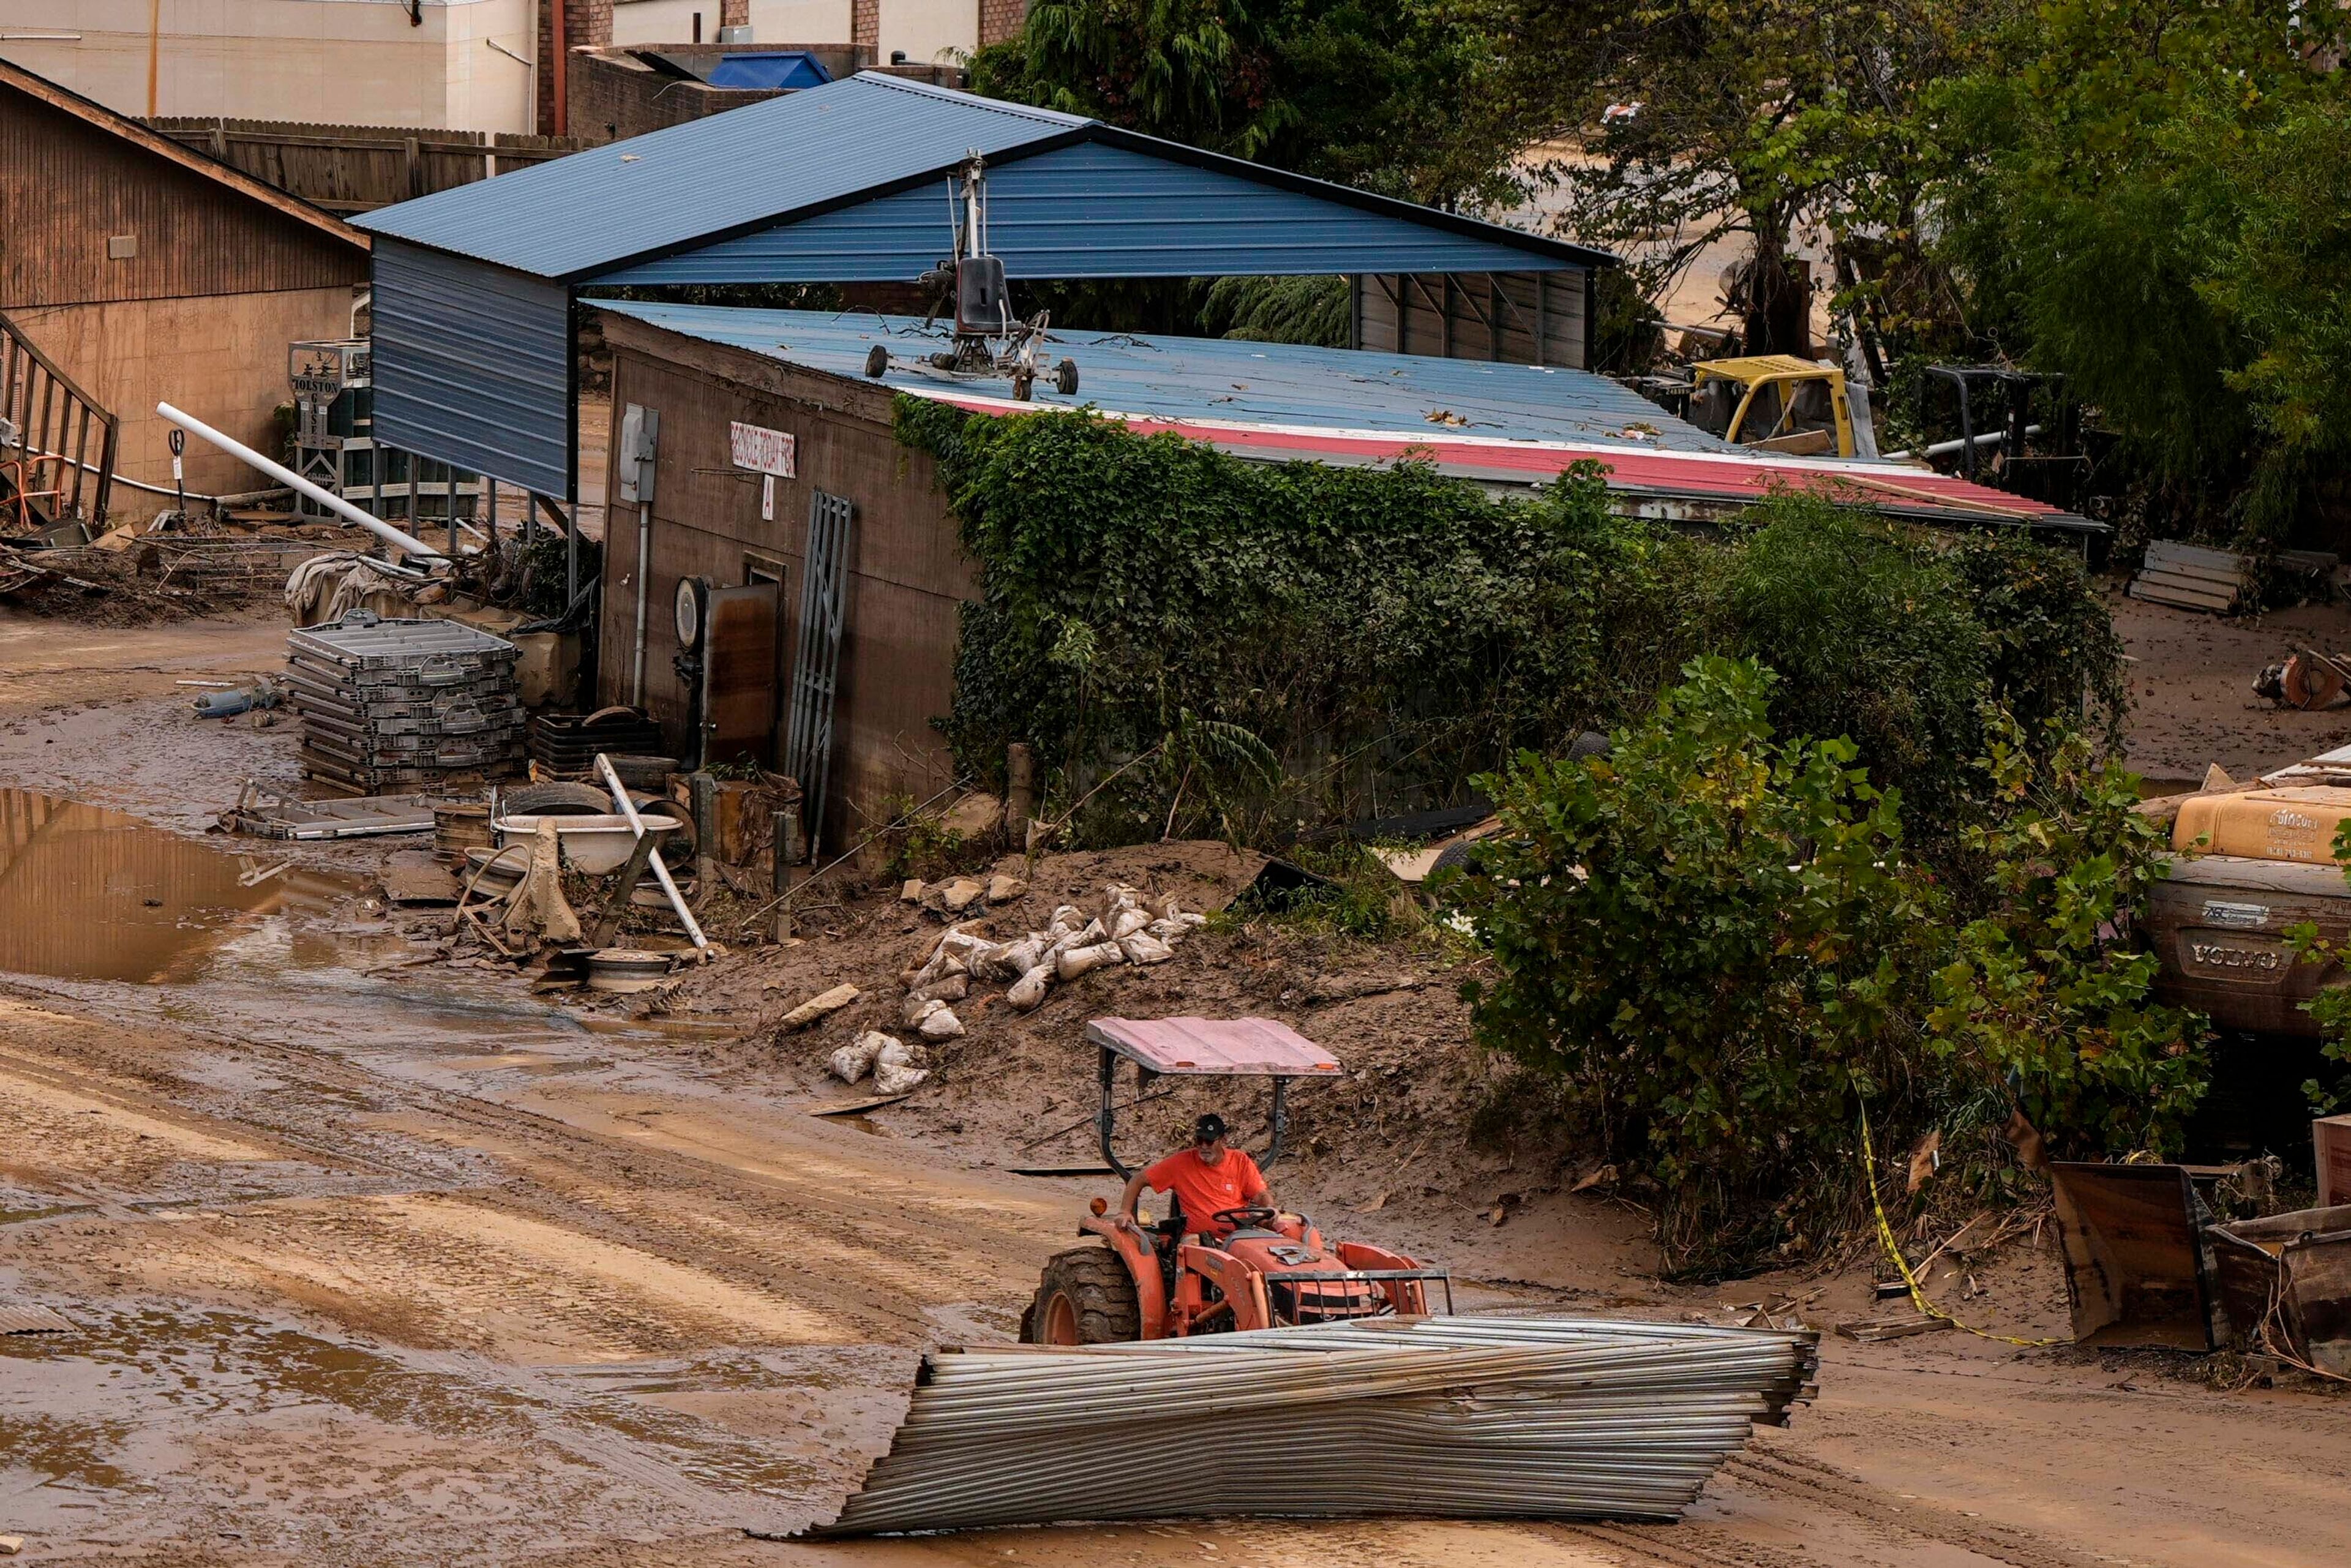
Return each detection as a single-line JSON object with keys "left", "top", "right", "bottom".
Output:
{"left": 1685, "top": 355, "right": 1861, "bottom": 458}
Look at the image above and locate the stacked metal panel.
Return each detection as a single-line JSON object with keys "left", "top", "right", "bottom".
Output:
{"left": 810, "top": 1315, "right": 1818, "bottom": 1535}
{"left": 285, "top": 614, "right": 525, "bottom": 796}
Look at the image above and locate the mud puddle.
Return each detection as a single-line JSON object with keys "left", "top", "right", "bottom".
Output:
{"left": 0, "top": 786, "right": 664, "bottom": 1060}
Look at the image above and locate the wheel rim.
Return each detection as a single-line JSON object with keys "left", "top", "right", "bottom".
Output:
{"left": 1043, "top": 1291, "right": 1080, "bottom": 1345}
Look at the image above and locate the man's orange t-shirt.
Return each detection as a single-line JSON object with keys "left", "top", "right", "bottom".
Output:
{"left": 1141, "top": 1147, "right": 1267, "bottom": 1232}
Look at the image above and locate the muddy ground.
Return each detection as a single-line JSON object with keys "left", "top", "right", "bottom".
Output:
{"left": 2, "top": 601, "right": 2349, "bottom": 1566}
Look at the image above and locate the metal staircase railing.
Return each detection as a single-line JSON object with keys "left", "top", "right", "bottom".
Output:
{"left": 0, "top": 306, "right": 118, "bottom": 536}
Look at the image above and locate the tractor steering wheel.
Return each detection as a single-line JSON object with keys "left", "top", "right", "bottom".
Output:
{"left": 1211, "top": 1206, "right": 1279, "bottom": 1230}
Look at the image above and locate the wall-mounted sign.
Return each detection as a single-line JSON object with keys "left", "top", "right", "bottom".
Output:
{"left": 730, "top": 421, "right": 795, "bottom": 478}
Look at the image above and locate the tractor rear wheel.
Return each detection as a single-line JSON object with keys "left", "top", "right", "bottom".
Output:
{"left": 1019, "top": 1244, "right": 1142, "bottom": 1344}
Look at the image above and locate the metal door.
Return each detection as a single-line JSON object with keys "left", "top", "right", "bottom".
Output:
{"left": 782, "top": 491, "right": 853, "bottom": 856}
{"left": 698, "top": 583, "right": 781, "bottom": 771}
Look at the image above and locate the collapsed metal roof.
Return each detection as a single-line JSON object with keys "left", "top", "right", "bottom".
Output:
{"left": 595, "top": 301, "right": 2094, "bottom": 531}
{"left": 808, "top": 1315, "right": 1818, "bottom": 1534}
{"left": 356, "top": 72, "right": 1610, "bottom": 285}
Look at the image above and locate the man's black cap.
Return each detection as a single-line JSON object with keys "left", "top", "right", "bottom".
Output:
{"left": 1193, "top": 1113, "right": 1228, "bottom": 1143}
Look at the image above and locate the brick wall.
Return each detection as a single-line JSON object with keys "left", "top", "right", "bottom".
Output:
{"left": 538, "top": 0, "right": 616, "bottom": 136}
{"left": 853, "top": 0, "right": 880, "bottom": 49}
{"left": 568, "top": 51, "right": 778, "bottom": 144}
{"left": 721, "top": 0, "right": 749, "bottom": 26}
{"left": 979, "top": 0, "right": 1032, "bottom": 46}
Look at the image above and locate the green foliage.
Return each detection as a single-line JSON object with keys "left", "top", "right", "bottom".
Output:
{"left": 1444, "top": 656, "right": 1937, "bottom": 1273}
{"left": 1946, "top": 528, "right": 2127, "bottom": 743}
{"left": 1495, "top": 0, "right": 2005, "bottom": 355}
{"left": 974, "top": 1, "right": 1532, "bottom": 208}
{"left": 871, "top": 796, "right": 977, "bottom": 886}
{"left": 1444, "top": 662, "right": 2202, "bottom": 1273}
{"left": 1932, "top": 0, "right": 2351, "bottom": 541}
{"left": 1198, "top": 275, "right": 1350, "bottom": 347}
{"left": 1925, "top": 714, "right": 2209, "bottom": 1159}
{"left": 1714, "top": 496, "right": 1990, "bottom": 831}
{"left": 903, "top": 394, "right": 1685, "bottom": 838}
{"left": 2282, "top": 820, "right": 2351, "bottom": 1117}
{"left": 903, "top": 399, "right": 2121, "bottom": 857}
{"left": 1228, "top": 842, "right": 1403, "bottom": 940}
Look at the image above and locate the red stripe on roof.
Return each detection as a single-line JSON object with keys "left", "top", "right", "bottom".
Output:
{"left": 930, "top": 394, "right": 2061, "bottom": 521}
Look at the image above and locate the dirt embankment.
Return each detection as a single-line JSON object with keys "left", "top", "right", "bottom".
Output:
{"left": 648, "top": 838, "right": 1663, "bottom": 1289}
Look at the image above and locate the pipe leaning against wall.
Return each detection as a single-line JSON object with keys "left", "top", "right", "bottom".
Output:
{"left": 156, "top": 401, "right": 447, "bottom": 563}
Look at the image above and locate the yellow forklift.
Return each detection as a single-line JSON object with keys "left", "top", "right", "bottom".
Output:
{"left": 1685, "top": 355, "right": 1865, "bottom": 458}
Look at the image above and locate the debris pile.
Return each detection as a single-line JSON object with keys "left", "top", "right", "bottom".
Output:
{"left": 899, "top": 880, "right": 1206, "bottom": 1019}
{"left": 284, "top": 612, "right": 526, "bottom": 796}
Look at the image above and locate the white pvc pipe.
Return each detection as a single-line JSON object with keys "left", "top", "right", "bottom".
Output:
{"left": 1882, "top": 423, "right": 2043, "bottom": 463}
{"left": 598, "top": 752, "right": 708, "bottom": 951}
{"left": 156, "top": 401, "right": 447, "bottom": 561}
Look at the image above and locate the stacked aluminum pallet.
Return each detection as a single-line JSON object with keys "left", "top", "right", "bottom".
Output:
{"left": 809, "top": 1315, "right": 1818, "bottom": 1535}
{"left": 285, "top": 613, "right": 525, "bottom": 796}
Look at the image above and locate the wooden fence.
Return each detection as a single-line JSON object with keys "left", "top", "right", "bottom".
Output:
{"left": 147, "top": 118, "right": 588, "bottom": 214}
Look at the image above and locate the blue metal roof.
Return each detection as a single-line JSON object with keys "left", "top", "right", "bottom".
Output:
{"left": 598, "top": 140, "right": 1584, "bottom": 285}
{"left": 707, "top": 50, "right": 833, "bottom": 90}
{"left": 591, "top": 301, "right": 1730, "bottom": 454}
{"left": 357, "top": 73, "right": 1610, "bottom": 284}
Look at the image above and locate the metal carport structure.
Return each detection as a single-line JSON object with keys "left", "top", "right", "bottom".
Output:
{"left": 353, "top": 70, "right": 1612, "bottom": 503}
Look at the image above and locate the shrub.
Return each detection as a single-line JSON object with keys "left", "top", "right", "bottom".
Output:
{"left": 1924, "top": 714, "right": 2210, "bottom": 1160}
{"left": 900, "top": 401, "right": 2121, "bottom": 859}
{"left": 1442, "top": 656, "right": 1940, "bottom": 1275}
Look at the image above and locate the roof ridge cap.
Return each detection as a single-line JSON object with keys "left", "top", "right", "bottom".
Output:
{"left": 845, "top": 70, "right": 1094, "bottom": 129}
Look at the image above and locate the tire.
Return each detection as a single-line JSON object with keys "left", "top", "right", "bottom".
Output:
{"left": 1020, "top": 1244, "right": 1143, "bottom": 1345}
{"left": 501, "top": 781, "right": 618, "bottom": 816}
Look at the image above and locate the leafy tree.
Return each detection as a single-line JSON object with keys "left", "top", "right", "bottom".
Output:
{"left": 1488, "top": 0, "right": 2011, "bottom": 356}
{"left": 1932, "top": 0, "right": 2351, "bottom": 541}
{"left": 1925, "top": 713, "right": 2208, "bottom": 1157}
{"left": 972, "top": 1, "right": 1540, "bottom": 342}
{"left": 1444, "top": 656, "right": 1938, "bottom": 1274}
{"left": 972, "top": 0, "right": 1531, "bottom": 206}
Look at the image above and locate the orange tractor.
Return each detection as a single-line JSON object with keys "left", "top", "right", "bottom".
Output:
{"left": 1021, "top": 1017, "right": 1452, "bottom": 1343}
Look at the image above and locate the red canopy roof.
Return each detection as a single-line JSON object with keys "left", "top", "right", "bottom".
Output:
{"left": 1086, "top": 1016, "right": 1344, "bottom": 1076}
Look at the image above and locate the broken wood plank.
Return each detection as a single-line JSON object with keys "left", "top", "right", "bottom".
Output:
{"left": 809, "top": 1092, "right": 912, "bottom": 1117}
{"left": 1834, "top": 1315, "right": 1956, "bottom": 1343}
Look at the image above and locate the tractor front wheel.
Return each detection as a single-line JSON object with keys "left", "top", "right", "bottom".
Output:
{"left": 1019, "top": 1245, "right": 1142, "bottom": 1344}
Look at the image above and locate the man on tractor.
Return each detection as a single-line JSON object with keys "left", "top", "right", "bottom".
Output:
{"left": 1113, "top": 1112, "right": 1274, "bottom": 1244}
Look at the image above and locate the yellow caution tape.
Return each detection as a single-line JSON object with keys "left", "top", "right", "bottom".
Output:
{"left": 1856, "top": 1097, "right": 2064, "bottom": 1349}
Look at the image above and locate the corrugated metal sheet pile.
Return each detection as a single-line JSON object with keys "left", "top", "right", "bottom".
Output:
{"left": 811, "top": 1315, "right": 1818, "bottom": 1535}
{"left": 285, "top": 614, "right": 525, "bottom": 796}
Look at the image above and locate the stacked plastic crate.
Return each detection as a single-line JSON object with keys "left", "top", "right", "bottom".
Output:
{"left": 285, "top": 613, "right": 526, "bottom": 796}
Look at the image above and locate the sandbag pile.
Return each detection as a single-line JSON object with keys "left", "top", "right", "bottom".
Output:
{"left": 906, "top": 881, "right": 1205, "bottom": 1021}
{"left": 825, "top": 882, "right": 1206, "bottom": 1095}
{"left": 829, "top": 1030, "right": 931, "bottom": 1094}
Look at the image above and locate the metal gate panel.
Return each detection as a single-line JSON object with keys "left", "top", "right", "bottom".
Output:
{"left": 782, "top": 491, "right": 852, "bottom": 857}
{"left": 370, "top": 238, "right": 573, "bottom": 499}
{"left": 699, "top": 583, "right": 780, "bottom": 771}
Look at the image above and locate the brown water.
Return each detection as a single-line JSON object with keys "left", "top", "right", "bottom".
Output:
{"left": 0, "top": 787, "right": 356, "bottom": 983}
{"left": 0, "top": 786, "right": 628, "bottom": 1057}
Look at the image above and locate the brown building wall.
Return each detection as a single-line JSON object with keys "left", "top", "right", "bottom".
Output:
{"left": 979, "top": 0, "right": 1031, "bottom": 46}
{"left": 567, "top": 51, "right": 781, "bottom": 143}
{"left": 853, "top": 0, "right": 880, "bottom": 48}
{"left": 594, "top": 313, "right": 975, "bottom": 850}
{"left": 12, "top": 287, "right": 363, "bottom": 493}
{"left": 0, "top": 82, "right": 365, "bottom": 309}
